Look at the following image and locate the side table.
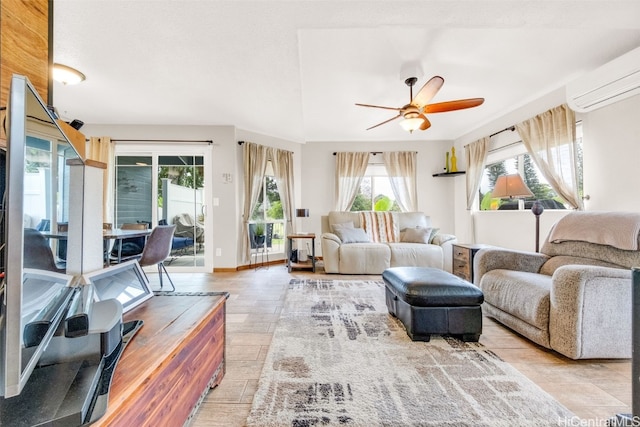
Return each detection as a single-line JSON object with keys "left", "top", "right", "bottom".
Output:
{"left": 287, "top": 234, "right": 316, "bottom": 272}
{"left": 452, "top": 243, "right": 489, "bottom": 283}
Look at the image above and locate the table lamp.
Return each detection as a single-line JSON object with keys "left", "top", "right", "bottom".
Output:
{"left": 296, "top": 208, "right": 309, "bottom": 234}
{"left": 491, "top": 174, "right": 534, "bottom": 210}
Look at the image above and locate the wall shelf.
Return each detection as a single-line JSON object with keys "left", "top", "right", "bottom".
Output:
{"left": 432, "top": 171, "right": 466, "bottom": 177}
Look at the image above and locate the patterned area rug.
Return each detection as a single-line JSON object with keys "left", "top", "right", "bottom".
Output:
{"left": 246, "top": 279, "right": 574, "bottom": 427}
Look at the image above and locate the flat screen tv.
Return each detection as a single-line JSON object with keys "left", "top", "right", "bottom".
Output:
{"left": 0, "top": 75, "right": 84, "bottom": 398}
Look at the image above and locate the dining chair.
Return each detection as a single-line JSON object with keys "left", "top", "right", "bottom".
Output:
{"left": 24, "top": 228, "right": 65, "bottom": 273}
{"left": 56, "top": 222, "right": 68, "bottom": 263}
{"left": 110, "top": 222, "right": 148, "bottom": 262}
{"left": 137, "top": 225, "right": 177, "bottom": 291}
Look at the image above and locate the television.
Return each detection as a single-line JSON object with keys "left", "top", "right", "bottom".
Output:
{"left": 0, "top": 75, "right": 143, "bottom": 425}
{"left": 0, "top": 74, "right": 86, "bottom": 398}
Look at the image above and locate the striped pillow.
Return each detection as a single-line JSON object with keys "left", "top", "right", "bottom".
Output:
{"left": 359, "top": 211, "right": 399, "bottom": 243}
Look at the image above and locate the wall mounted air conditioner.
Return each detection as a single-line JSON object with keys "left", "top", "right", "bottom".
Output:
{"left": 566, "top": 46, "right": 640, "bottom": 112}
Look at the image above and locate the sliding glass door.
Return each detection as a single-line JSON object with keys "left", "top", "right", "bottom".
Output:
{"left": 114, "top": 144, "right": 212, "bottom": 272}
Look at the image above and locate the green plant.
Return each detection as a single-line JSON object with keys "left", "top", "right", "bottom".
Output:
{"left": 254, "top": 223, "right": 265, "bottom": 236}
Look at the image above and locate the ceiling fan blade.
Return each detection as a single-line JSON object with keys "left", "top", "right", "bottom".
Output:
{"left": 355, "top": 103, "right": 403, "bottom": 111}
{"left": 419, "top": 115, "right": 431, "bottom": 131}
{"left": 365, "top": 114, "right": 402, "bottom": 130}
{"left": 424, "top": 98, "right": 485, "bottom": 113}
{"left": 412, "top": 76, "right": 444, "bottom": 107}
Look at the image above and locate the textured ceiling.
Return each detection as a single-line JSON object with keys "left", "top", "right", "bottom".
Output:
{"left": 52, "top": 1, "right": 640, "bottom": 143}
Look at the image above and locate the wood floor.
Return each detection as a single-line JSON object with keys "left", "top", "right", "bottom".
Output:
{"left": 142, "top": 266, "right": 632, "bottom": 426}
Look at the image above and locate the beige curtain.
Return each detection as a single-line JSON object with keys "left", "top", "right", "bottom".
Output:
{"left": 241, "top": 142, "right": 270, "bottom": 263}
{"left": 464, "top": 137, "right": 489, "bottom": 210}
{"left": 516, "top": 104, "right": 582, "bottom": 209}
{"left": 334, "top": 152, "right": 370, "bottom": 211}
{"left": 382, "top": 151, "right": 417, "bottom": 212}
{"left": 87, "top": 136, "right": 114, "bottom": 222}
{"left": 269, "top": 146, "right": 296, "bottom": 237}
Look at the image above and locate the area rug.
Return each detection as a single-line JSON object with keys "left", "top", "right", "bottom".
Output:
{"left": 246, "top": 279, "right": 574, "bottom": 427}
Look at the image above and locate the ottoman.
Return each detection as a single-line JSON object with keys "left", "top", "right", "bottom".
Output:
{"left": 383, "top": 266, "right": 484, "bottom": 342}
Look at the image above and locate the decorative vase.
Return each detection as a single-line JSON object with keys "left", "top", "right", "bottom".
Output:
{"left": 445, "top": 152, "right": 450, "bottom": 173}
{"left": 450, "top": 147, "right": 458, "bottom": 172}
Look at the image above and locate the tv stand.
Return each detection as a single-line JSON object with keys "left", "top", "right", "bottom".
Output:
{"left": 0, "top": 302, "right": 141, "bottom": 426}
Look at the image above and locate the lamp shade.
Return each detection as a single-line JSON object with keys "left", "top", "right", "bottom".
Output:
{"left": 492, "top": 174, "right": 534, "bottom": 199}
{"left": 296, "top": 209, "right": 309, "bottom": 218}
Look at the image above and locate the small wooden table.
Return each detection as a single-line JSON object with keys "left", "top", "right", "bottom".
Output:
{"left": 287, "top": 233, "right": 316, "bottom": 272}
{"left": 452, "top": 243, "right": 489, "bottom": 283}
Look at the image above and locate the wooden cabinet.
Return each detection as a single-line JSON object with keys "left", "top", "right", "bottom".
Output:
{"left": 452, "top": 243, "right": 487, "bottom": 283}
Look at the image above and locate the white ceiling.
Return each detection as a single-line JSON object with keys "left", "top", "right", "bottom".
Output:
{"left": 52, "top": 1, "right": 640, "bottom": 143}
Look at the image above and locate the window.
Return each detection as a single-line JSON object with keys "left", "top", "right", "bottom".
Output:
{"left": 250, "top": 161, "right": 285, "bottom": 253}
{"left": 350, "top": 163, "right": 400, "bottom": 212}
{"left": 479, "top": 123, "right": 583, "bottom": 210}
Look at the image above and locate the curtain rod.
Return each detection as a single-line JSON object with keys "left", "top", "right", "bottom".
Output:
{"left": 86, "top": 138, "right": 213, "bottom": 144}
{"left": 489, "top": 126, "right": 515, "bottom": 138}
{"left": 333, "top": 151, "right": 383, "bottom": 156}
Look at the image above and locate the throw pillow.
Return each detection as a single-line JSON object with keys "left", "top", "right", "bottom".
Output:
{"left": 428, "top": 227, "right": 440, "bottom": 244}
{"left": 331, "top": 221, "right": 354, "bottom": 233}
{"left": 334, "top": 227, "right": 370, "bottom": 244}
{"left": 400, "top": 227, "right": 433, "bottom": 244}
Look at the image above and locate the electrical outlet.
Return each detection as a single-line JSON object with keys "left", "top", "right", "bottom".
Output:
{"left": 216, "top": 248, "right": 222, "bottom": 256}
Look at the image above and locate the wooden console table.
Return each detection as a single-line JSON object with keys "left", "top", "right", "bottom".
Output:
{"left": 92, "top": 293, "right": 228, "bottom": 426}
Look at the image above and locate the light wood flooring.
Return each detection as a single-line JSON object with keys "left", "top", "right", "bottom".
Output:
{"left": 144, "top": 265, "right": 632, "bottom": 426}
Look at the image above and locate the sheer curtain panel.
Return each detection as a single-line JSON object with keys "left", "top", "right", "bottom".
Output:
{"left": 382, "top": 151, "right": 417, "bottom": 212}
{"left": 464, "top": 137, "right": 489, "bottom": 210}
{"left": 269, "top": 147, "right": 296, "bottom": 236}
{"left": 516, "top": 104, "right": 582, "bottom": 209}
{"left": 88, "top": 137, "right": 115, "bottom": 223}
{"left": 242, "top": 142, "right": 270, "bottom": 263}
{"left": 334, "top": 152, "right": 370, "bottom": 211}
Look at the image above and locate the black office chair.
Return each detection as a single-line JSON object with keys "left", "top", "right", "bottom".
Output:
{"left": 137, "top": 225, "right": 177, "bottom": 291}
{"left": 24, "top": 228, "right": 65, "bottom": 273}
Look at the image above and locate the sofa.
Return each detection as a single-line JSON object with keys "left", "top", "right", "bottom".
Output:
{"left": 321, "top": 211, "right": 457, "bottom": 275}
{"left": 474, "top": 211, "right": 640, "bottom": 359}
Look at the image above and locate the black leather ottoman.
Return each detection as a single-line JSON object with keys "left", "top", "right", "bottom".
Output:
{"left": 383, "top": 266, "right": 484, "bottom": 342}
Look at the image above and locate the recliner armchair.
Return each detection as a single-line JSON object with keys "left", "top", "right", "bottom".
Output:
{"left": 475, "top": 211, "right": 640, "bottom": 359}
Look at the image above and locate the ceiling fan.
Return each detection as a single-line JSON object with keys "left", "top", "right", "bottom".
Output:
{"left": 356, "top": 76, "right": 484, "bottom": 133}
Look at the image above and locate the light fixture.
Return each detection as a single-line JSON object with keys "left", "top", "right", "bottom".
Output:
{"left": 53, "top": 63, "right": 86, "bottom": 85}
{"left": 491, "top": 173, "right": 533, "bottom": 210}
{"left": 296, "top": 208, "right": 310, "bottom": 234}
{"left": 399, "top": 116, "right": 423, "bottom": 133}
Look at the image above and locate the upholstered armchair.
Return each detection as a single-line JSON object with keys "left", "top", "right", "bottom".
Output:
{"left": 474, "top": 211, "right": 640, "bottom": 359}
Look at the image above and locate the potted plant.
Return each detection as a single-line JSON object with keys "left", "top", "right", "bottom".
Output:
{"left": 253, "top": 223, "right": 266, "bottom": 247}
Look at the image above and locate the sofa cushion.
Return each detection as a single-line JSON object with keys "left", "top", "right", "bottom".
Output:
{"left": 480, "top": 270, "right": 551, "bottom": 330}
{"left": 331, "top": 221, "right": 354, "bottom": 233}
{"left": 539, "top": 255, "right": 624, "bottom": 276}
{"left": 389, "top": 243, "right": 443, "bottom": 269}
{"left": 397, "top": 212, "right": 431, "bottom": 230}
{"left": 339, "top": 243, "right": 390, "bottom": 274}
{"left": 400, "top": 227, "right": 433, "bottom": 244}
{"left": 334, "top": 227, "right": 370, "bottom": 244}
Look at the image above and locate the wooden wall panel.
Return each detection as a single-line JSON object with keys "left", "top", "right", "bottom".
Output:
{"left": 0, "top": 0, "right": 50, "bottom": 144}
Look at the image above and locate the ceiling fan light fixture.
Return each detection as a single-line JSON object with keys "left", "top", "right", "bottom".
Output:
{"left": 399, "top": 117, "right": 423, "bottom": 133}
{"left": 53, "top": 63, "right": 86, "bottom": 85}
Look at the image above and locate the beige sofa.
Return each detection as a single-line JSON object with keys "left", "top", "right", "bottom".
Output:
{"left": 475, "top": 211, "right": 640, "bottom": 359}
{"left": 321, "top": 211, "right": 456, "bottom": 275}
